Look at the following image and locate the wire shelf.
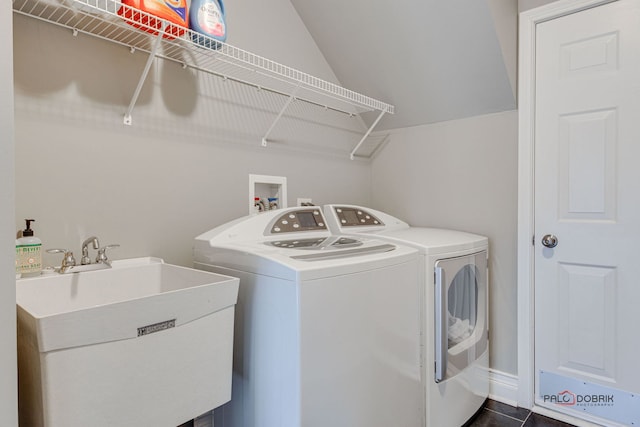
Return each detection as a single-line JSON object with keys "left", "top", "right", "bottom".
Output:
{"left": 13, "top": 0, "right": 394, "bottom": 158}
{"left": 13, "top": 0, "right": 394, "bottom": 116}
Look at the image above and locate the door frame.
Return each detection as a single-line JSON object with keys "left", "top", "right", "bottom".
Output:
{"left": 0, "top": 2, "right": 17, "bottom": 427}
{"left": 516, "top": 0, "right": 618, "bottom": 414}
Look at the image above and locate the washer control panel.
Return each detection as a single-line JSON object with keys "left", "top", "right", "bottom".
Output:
{"left": 267, "top": 237, "right": 362, "bottom": 249}
{"left": 333, "top": 206, "right": 384, "bottom": 227}
{"left": 267, "top": 208, "right": 327, "bottom": 234}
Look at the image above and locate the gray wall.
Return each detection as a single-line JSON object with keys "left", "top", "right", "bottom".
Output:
{"left": 518, "top": 0, "right": 560, "bottom": 12}
{"left": 14, "top": 0, "right": 372, "bottom": 268}
{"left": 487, "top": 0, "right": 518, "bottom": 98}
{"left": 371, "top": 111, "right": 519, "bottom": 375}
{"left": 1, "top": 2, "right": 17, "bottom": 426}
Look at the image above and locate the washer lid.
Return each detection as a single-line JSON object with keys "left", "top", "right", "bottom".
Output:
{"left": 374, "top": 227, "right": 488, "bottom": 255}
{"left": 323, "top": 205, "right": 487, "bottom": 254}
{"left": 267, "top": 236, "right": 362, "bottom": 250}
{"left": 194, "top": 236, "right": 418, "bottom": 281}
{"left": 194, "top": 207, "right": 419, "bottom": 280}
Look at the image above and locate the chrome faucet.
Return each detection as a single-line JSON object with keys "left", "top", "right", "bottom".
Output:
{"left": 81, "top": 236, "right": 100, "bottom": 265}
{"left": 47, "top": 237, "right": 120, "bottom": 274}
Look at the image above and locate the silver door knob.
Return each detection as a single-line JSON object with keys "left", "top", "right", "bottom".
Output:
{"left": 541, "top": 234, "right": 558, "bottom": 248}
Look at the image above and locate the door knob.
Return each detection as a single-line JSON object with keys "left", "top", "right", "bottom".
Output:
{"left": 541, "top": 234, "right": 558, "bottom": 248}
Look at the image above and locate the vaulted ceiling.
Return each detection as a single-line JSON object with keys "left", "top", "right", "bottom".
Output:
{"left": 289, "top": 0, "right": 518, "bottom": 131}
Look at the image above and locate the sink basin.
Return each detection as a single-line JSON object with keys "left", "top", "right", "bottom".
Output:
{"left": 17, "top": 257, "right": 238, "bottom": 352}
{"left": 17, "top": 257, "right": 239, "bottom": 427}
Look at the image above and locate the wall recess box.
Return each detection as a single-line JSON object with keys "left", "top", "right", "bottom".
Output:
{"left": 249, "top": 174, "right": 287, "bottom": 215}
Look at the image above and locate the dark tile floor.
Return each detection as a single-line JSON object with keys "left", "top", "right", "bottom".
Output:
{"left": 177, "top": 399, "right": 577, "bottom": 427}
{"left": 467, "top": 400, "right": 577, "bottom": 427}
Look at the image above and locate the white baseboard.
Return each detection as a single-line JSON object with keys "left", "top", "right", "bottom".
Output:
{"left": 488, "top": 369, "right": 519, "bottom": 407}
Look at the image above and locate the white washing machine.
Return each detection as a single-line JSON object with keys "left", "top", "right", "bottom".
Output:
{"left": 193, "top": 207, "right": 423, "bottom": 427}
{"left": 323, "top": 205, "right": 489, "bottom": 427}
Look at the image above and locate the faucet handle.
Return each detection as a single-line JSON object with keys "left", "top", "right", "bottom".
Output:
{"left": 96, "top": 244, "right": 120, "bottom": 265}
{"left": 47, "top": 248, "right": 76, "bottom": 272}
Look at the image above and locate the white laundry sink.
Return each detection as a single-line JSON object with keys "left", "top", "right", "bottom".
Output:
{"left": 16, "top": 257, "right": 239, "bottom": 427}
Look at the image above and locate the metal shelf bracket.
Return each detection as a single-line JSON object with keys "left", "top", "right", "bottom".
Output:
{"left": 123, "top": 22, "right": 167, "bottom": 126}
{"left": 261, "top": 84, "right": 301, "bottom": 147}
{"left": 349, "top": 108, "right": 389, "bottom": 160}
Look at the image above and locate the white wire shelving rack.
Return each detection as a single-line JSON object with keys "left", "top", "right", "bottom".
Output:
{"left": 13, "top": 0, "right": 394, "bottom": 159}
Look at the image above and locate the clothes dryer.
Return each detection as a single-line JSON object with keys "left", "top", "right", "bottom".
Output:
{"left": 323, "top": 205, "right": 489, "bottom": 427}
{"left": 193, "top": 207, "right": 423, "bottom": 427}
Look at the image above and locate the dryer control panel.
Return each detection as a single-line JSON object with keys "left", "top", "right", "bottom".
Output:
{"left": 332, "top": 206, "right": 384, "bottom": 227}
{"left": 266, "top": 208, "right": 327, "bottom": 234}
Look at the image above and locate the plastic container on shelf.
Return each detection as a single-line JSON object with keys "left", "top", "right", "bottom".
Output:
{"left": 189, "top": 0, "right": 226, "bottom": 49}
{"left": 118, "top": 0, "right": 188, "bottom": 39}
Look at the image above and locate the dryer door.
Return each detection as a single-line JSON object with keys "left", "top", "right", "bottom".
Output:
{"left": 434, "top": 251, "right": 488, "bottom": 383}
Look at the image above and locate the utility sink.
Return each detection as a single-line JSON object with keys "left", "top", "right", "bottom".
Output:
{"left": 16, "top": 257, "right": 239, "bottom": 427}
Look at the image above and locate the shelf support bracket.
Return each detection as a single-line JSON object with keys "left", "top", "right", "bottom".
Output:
{"left": 350, "top": 108, "right": 388, "bottom": 160}
{"left": 261, "top": 84, "right": 301, "bottom": 147}
{"left": 123, "top": 23, "right": 166, "bottom": 126}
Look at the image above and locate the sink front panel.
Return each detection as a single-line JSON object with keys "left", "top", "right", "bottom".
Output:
{"left": 18, "top": 306, "right": 235, "bottom": 427}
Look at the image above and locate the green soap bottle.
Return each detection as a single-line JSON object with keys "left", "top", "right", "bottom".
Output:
{"left": 17, "top": 219, "right": 42, "bottom": 277}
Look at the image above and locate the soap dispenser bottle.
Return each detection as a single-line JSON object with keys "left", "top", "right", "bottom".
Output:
{"left": 17, "top": 219, "right": 42, "bottom": 277}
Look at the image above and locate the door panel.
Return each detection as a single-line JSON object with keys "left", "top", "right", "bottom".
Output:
{"left": 556, "top": 263, "right": 616, "bottom": 381}
{"left": 559, "top": 31, "right": 618, "bottom": 77}
{"left": 534, "top": 0, "right": 640, "bottom": 424}
{"left": 558, "top": 109, "right": 617, "bottom": 220}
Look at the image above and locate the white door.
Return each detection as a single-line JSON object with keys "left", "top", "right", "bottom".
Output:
{"left": 534, "top": 1, "right": 640, "bottom": 425}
